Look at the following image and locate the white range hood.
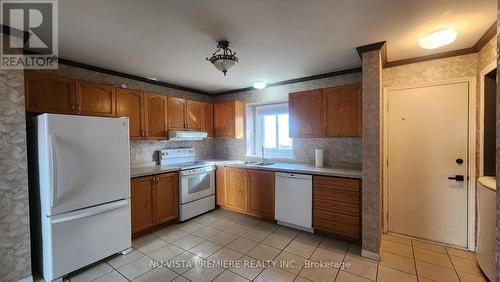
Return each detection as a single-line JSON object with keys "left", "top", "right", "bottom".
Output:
{"left": 168, "top": 130, "right": 208, "bottom": 141}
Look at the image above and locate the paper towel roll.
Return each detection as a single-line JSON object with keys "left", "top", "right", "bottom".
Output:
{"left": 315, "top": 149, "right": 324, "bottom": 168}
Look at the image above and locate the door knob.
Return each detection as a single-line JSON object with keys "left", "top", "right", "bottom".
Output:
{"left": 448, "top": 175, "right": 465, "bottom": 181}
{"left": 456, "top": 158, "right": 464, "bottom": 164}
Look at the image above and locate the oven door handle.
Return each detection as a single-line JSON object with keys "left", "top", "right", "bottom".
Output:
{"left": 181, "top": 166, "right": 215, "bottom": 176}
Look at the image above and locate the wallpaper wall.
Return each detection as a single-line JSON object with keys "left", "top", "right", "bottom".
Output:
{"left": 213, "top": 72, "right": 363, "bottom": 165}
{"left": 0, "top": 48, "right": 31, "bottom": 280}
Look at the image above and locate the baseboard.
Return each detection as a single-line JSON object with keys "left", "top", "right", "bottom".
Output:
{"left": 17, "top": 275, "right": 33, "bottom": 282}
{"left": 361, "top": 249, "right": 380, "bottom": 261}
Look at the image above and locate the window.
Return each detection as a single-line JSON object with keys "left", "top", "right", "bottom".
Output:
{"left": 253, "top": 103, "right": 293, "bottom": 158}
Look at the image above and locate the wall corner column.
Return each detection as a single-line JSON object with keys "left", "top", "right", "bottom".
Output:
{"left": 357, "top": 42, "right": 385, "bottom": 260}
{"left": 0, "top": 34, "right": 32, "bottom": 281}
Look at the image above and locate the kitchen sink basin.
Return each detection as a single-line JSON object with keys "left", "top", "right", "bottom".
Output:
{"left": 253, "top": 162, "right": 275, "bottom": 166}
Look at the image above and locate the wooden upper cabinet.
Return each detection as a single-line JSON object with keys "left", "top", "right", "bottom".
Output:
{"left": 167, "top": 97, "right": 186, "bottom": 130}
{"left": 289, "top": 89, "right": 323, "bottom": 138}
{"left": 203, "top": 103, "right": 214, "bottom": 137}
{"left": 214, "top": 100, "right": 245, "bottom": 138}
{"left": 224, "top": 167, "right": 248, "bottom": 212}
{"left": 156, "top": 172, "right": 179, "bottom": 224}
{"left": 186, "top": 100, "right": 203, "bottom": 130}
{"left": 323, "top": 84, "right": 362, "bottom": 137}
{"left": 247, "top": 169, "right": 275, "bottom": 219}
{"left": 144, "top": 93, "right": 168, "bottom": 139}
{"left": 25, "top": 71, "right": 76, "bottom": 114}
{"left": 75, "top": 81, "right": 116, "bottom": 117}
{"left": 116, "top": 88, "right": 144, "bottom": 139}
{"left": 131, "top": 176, "right": 156, "bottom": 234}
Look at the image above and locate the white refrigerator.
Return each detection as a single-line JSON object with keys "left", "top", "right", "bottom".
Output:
{"left": 34, "top": 114, "right": 131, "bottom": 281}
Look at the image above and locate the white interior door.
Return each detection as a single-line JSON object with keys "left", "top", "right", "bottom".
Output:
{"left": 387, "top": 82, "right": 469, "bottom": 247}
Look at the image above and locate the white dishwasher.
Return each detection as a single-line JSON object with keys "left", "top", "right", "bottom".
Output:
{"left": 275, "top": 172, "right": 313, "bottom": 232}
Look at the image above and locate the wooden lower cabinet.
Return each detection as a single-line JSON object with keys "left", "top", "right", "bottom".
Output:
{"left": 221, "top": 167, "right": 274, "bottom": 219}
{"left": 224, "top": 168, "right": 248, "bottom": 212}
{"left": 248, "top": 169, "right": 275, "bottom": 218}
{"left": 216, "top": 165, "right": 226, "bottom": 206}
{"left": 131, "top": 176, "right": 156, "bottom": 234}
{"left": 156, "top": 173, "right": 179, "bottom": 224}
{"left": 313, "top": 175, "right": 361, "bottom": 240}
{"left": 131, "top": 172, "right": 179, "bottom": 235}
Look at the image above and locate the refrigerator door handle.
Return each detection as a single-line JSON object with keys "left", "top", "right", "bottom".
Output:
{"left": 48, "top": 134, "right": 58, "bottom": 208}
{"left": 51, "top": 199, "right": 129, "bottom": 224}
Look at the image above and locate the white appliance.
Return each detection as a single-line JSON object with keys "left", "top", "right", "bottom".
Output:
{"left": 34, "top": 114, "right": 131, "bottom": 281}
{"left": 275, "top": 172, "right": 313, "bottom": 232}
{"left": 159, "top": 148, "right": 215, "bottom": 221}
{"left": 477, "top": 176, "right": 496, "bottom": 281}
{"left": 168, "top": 130, "right": 207, "bottom": 140}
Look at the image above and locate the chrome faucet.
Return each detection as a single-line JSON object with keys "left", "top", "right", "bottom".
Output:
{"left": 261, "top": 145, "right": 266, "bottom": 163}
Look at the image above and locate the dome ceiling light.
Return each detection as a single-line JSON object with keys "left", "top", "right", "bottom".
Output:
{"left": 206, "top": 40, "right": 238, "bottom": 76}
{"left": 419, "top": 29, "right": 457, "bottom": 49}
{"left": 253, "top": 81, "right": 267, "bottom": 89}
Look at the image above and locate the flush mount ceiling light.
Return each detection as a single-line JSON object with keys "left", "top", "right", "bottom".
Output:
{"left": 253, "top": 81, "right": 267, "bottom": 89}
{"left": 206, "top": 40, "right": 238, "bottom": 76}
{"left": 419, "top": 29, "right": 457, "bottom": 49}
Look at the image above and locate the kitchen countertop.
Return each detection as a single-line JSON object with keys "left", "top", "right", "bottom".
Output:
{"left": 131, "top": 160, "right": 361, "bottom": 179}
{"left": 130, "top": 165, "right": 180, "bottom": 178}
{"left": 221, "top": 162, "right": 362, "bottom": 179}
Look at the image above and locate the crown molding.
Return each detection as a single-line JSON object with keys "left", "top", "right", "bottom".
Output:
{"left": 57, "top": 58, "right": 212, "bottom": 96}
{"left": 213, "top": 67, "right": 362, "bottom": 96}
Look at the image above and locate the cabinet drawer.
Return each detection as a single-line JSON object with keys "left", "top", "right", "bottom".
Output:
{"left": 313, "top": 176, "right": 360, "bottom": 191}
{"left": 314, "top": 197, "right": 359, "bottom": 216}
{"left": 314, "top": 186, "right": 359, "bottom": 204}
{"left": 313, "top": 209, "right": 359, "bottom": 239}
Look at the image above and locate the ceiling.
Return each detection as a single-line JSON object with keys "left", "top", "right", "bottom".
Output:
{"left": 59, "top": 0, "right": 496, "bottom": 93}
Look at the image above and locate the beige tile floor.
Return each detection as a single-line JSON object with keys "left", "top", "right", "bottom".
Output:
{"left": 65, "top": 209, "right": 488, "bottom": 282}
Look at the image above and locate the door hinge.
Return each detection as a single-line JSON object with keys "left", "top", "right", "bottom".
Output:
{"left": 386, "top": 102, "right": 389, "bottom": 111}
{"left": 386, "top": 158, "right": 389, "bottom": 167}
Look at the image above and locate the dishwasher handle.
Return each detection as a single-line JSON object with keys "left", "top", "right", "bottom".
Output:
{"left": 275, "top": 172, "right": 312, "bottom": 180}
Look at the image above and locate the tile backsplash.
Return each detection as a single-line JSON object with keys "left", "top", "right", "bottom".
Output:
{"left": 130, "top": 139, "right": 215, "bottom": 167}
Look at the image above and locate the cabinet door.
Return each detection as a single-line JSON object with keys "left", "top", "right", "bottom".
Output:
{"left": 131, "top": 177, "right": 156, "bottom": 234}
{"left": 214, "top": 101, "right": 234, "bottom": 137}
{"left": 25, "top": 71, "right": 76, "bottom": 114}
{"left": 156, "top": 172, "right": 179, "bottom": 224}
{"left": 186, "top": 100, "right": 204, "bottom": 130}
{"left": 216, "top": 165, "right": 225, "bottom": 206}
{"left": 168, "top": 97, "right": 186, "bottom": 129}
{"left": 289, "top": 89, "right": 323, "bottom": 137}
{"left": 323, "top": 84, "right": 362, "bottom": 137}
{"left": 248, "top": 169, "right": 275, "bottom": 219}
{"left": 203, "top": 103, "right": 214, "bottom": 137}
{"left": 144, "top": 93, "right": 168, "bottom": 139}
{"left": 75, "top": 81, "right": 116, "bottom": 117}
{"left": 116, "top": 88, "right": 144, "bottom": 139}
{"left": 224, "top": 168, "right": 248, "bottom": 212}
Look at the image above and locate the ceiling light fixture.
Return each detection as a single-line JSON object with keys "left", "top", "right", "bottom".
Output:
{"left": 146, "top": 77, "right": 158, "bottom": 81}
{"left": 206, "top": 40, "right": 238, "bottom": 76}
{"left": 253, "top": 81, "right": 267, "bottom": 89}
{"left": 419, "top": 29, "right": 457, "bottom": 49}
